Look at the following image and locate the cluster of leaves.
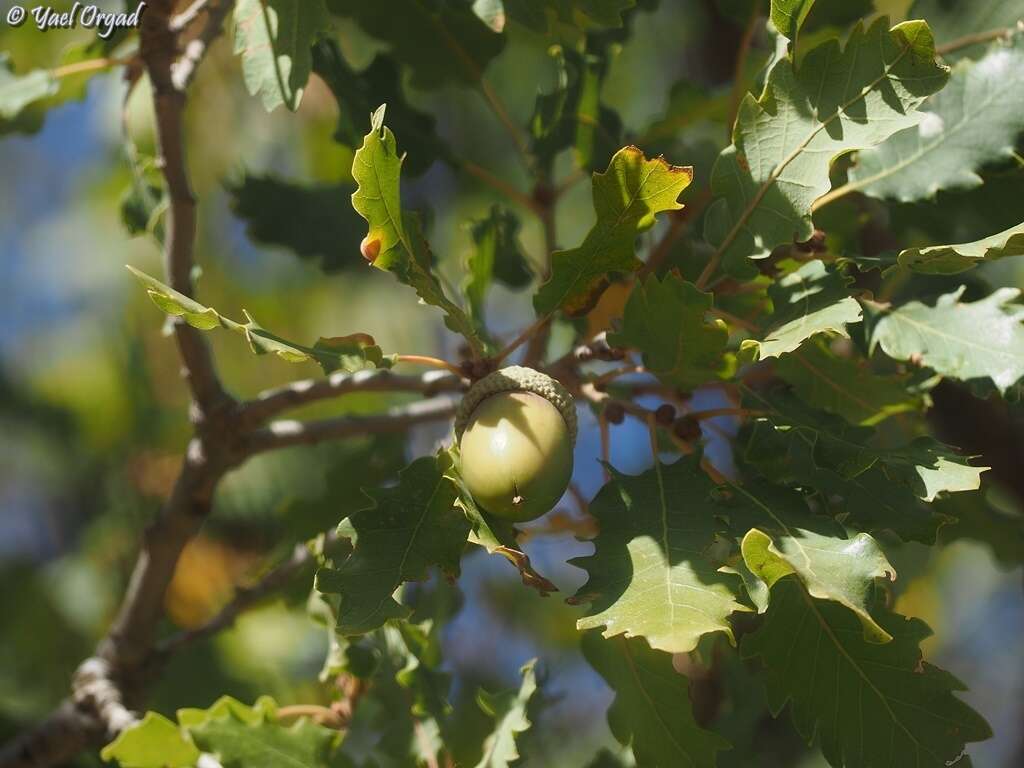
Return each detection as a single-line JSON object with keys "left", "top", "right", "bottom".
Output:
{"left": 8, "top": 0, "right": 1024, "bottom": 766}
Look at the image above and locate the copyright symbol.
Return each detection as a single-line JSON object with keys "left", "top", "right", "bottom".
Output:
{"left": 6, "top": 5, "right": 26, "bottom": 26}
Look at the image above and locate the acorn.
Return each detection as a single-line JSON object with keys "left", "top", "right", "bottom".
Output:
{"left": 455, "top": 366, "right": 576, "bottom": 522}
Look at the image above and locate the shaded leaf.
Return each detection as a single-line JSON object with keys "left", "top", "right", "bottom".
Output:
{"left": 316, "top": 453, "right": 469, "bottom": 635}
{"left": 704, "top": 18, "right": 949, "bottom": 277}
{"left": 571, "top": 456, "right": 748, "bottom": 654}
{"left": 849, "top": 35, "right": 1024, "bottom": 203}
{"left": 582, "top": 633, "right": 730, "bottom": 768}
{"left": 534, "top": 146, "right": 692, "bottom": 316}
{"left": 330, "top": 0, "right": 505, "bottom": 90}
{"left": 775, "top": 339, "right": 922, "bottom": 425}
{"left": 871, "top": 286, "right": 1024, "bottom": 392}
{"left": 312, "top": 42, "right": 447, "bottom": 176}
{"left": 898, "top": 219, "right": 1024, "bottom": 274}
{"left": 351, "top": 106, "right": 484, "bottom": 353}
{"left": 233, "top": 0, "right": 330, "bottom": 112}
{"left": 742, "top": 578, "right": 992, "bottom": 768}
{"left": 728, "top": 479, "right": 896, "bottom": 642}
{"left": 741, "top": 260, "right": 862, "bottom": 360}
{"left": 128, "top": 266, "right": 395, "bottom": 374}
{"left": 474, "top": 659, "right": 538, "bottom": 768}
{"left": 486, "top": 0, "right": 635, "bottom": 34}
{"left": 229, "top": 174, "right": 363, "bottom": 271}
{"left": 609, "top": 273, "right": 733, "bottom": 390}
{"left": 464, "top": 205, "right": 533, "bottom": 336}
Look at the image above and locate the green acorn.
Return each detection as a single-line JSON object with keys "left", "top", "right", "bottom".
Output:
{"left": 455, "top": 366, "right": 576, "bottom": 522}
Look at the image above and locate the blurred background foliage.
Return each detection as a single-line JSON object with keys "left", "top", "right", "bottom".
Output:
{"left": 1, "top": 0, "right": 1023, "bottom": 765}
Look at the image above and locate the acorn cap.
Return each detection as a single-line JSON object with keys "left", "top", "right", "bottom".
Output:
{"left": 455, "top": 365, "right": 577, "bottom": 443}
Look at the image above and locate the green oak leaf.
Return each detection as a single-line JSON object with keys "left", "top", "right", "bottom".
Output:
{"left": 770, "top": 0, "right": 817, "bottom": 43}
{"left": 704, "top": 18, "right": 949, "bottom": 277}
{"left": 128, "top": 266, "right": 395, "bottom": 374}
{"left": 849, "top": 35, "right": 1024, "bottom": 204}
{"left": 582, "top": 633, "right": 730, "bottom": 768}
{"left": 233, "top": 0, "right": 330, "bottom": 112}
{"left": 474, "top": 659, "right": 538, "bottom": 768}
{"left": 742, "top": 578, "right": 992, "bottom": 768}
{"left": 728, "top": 478, "right": 895, "bottom": 642}
{"left": 742, "top": 390, "right": 983, "bottom": 542}
{"left": 464, "top": 205, "right": 533, "bottom": 337}
{"left": 312, "top": 41, "right": 447, "bottom": 177}
{"left": 609, "top": 273, "right": 733, "bottom": 389}
{"left": 101, "top": 713, "right": 199, "bottom": 768}
{"left": 571, "top": 456, "right": 749, "bottom": 654}
{"left": 898, "top": 220, "right": 1024, "bottom": 274}
{"left": 871, "top": 286, "right": 1024, "bottom": 393}
{"left": 533, "top": 146, "right": 693, "bottom": 316}
{"left": 352, "top": 105, "right": 484, "bottom": 353}
{"left": 316, "top": 453, "right": 469, "bottom": 635}
{"left": 0, "top": 54, "right": 57, "bottom": 131}
{"left": 741, "top": 260, "right": 862, "bottom": 360}
{"left": 529, "top": 45, "right": 623, "bottom": 173}
{"left": 775, "top": 339, "right": 922, "bottom": 426}
{"left": 329, "top": 0, "right": 504, "bottom": 90}
{"left": 185, "top": 696, "right": 340, "bottom": 767}
{"left": 228, "top": 174, "right": 363, "bottom": 272}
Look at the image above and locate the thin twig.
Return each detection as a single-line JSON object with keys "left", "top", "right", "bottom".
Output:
{"left": 51, "top": 56, "right": 133, "bottom": 80}
{"left": 494, "top": 315, "right": 551, "bottom": 364}
{"left": 936, "top": 22, "right": 1021, "bottom": 55}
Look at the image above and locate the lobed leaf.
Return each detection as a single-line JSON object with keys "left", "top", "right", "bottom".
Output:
{"left": 474, "top": 660, "right": 538, "bottom": 768}
{"left": 741, "top": 260, "right": 862, "bottom": 360}
{"left": 609, "top": 273, "right": 733, "bottom": 390}
{"left": 871, "top": 285, "right": 1024, "bottom": 393}
{"left": 898, "top": 220, "right": 1024, "bottom": 275}
{"left": 571, "top": 456, "right": 749, "bottom": 654}
{"left": 728, "top": 478, "right": 896, "bottom": 642}
{"left": 233, "top": 0, "right": 330, "bottom": 112}
{"left": 704, "top": 18, "right": 949, "bottom": 277}
{"left": 351, "top": 106, "right": 485, "bottom": 353}
{"left": 100, "top": 713, "right": 199, "bottom": 768}
{"left": 849, "top": 35, "right": 1024, "bottom": 204}
{"left": 533, "top": 146, "right": 692, "bottom": 317}
{"left": 742, "top": 578, "right": 991, "bottom": 768}
{"left": 128, "top": 266, "right": 394, "bottom": 374}
{"left": 316, "top": 453, "right": 469, "bottom": 635}
{"left": 582, "top": 633, "right": 730, "bottom": 768}
{"left": 775, "top": 339, "right": 922, "bottom": 426}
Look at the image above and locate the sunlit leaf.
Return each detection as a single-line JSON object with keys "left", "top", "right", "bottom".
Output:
{"left": 534, "top": 146, "right": 692, "bottom": 316}
{"left": 898, "top": 220, "right": 1024, "bottom": 274}
{"left": 101, "top": 713, "right": 199, "bottom": 768}
{"left": 704, "top": 18, "right": 949, "bottom": 277}
{"left": 571, "top": 456, "right": 749, "bottom": 654}
{"left": 871, "top": 286, "right": 1024, "bottom": 392}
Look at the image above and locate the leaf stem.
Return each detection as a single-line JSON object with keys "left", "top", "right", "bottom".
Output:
{"left": 51, "top": 55, "right": 133, "bottom": 80}
{"left": 276, "top": 705, "right": 345, "bottom": 729}
{"left": 396, "top": 354, "right": 465, "bottom": 377}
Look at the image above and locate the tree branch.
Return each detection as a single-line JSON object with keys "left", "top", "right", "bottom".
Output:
{"left": 245, "top": 397, "right": 458, "bottom": 455}
{"left": 238, "top": 368, "right": 465, "bottom": 427}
